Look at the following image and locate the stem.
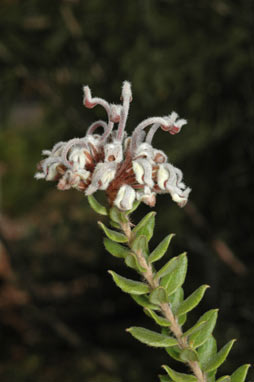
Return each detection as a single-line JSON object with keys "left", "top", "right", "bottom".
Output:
{"left": 120, "top": 218, "right": 206, "bottom": 382}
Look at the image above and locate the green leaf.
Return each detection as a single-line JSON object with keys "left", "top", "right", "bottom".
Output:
{"left": 198, "top": 335, "right": 217, "bottom": 369}
{"left": 145, "top": 308, "right": 171, "bottom": 327}
{"left": 149, "top": 287, "right": 168, "bottom": 304}
{"left": 98, "top": 222, "right": 128, "bottom": 243}
{"left": 162, "top": 365, "right": 198, "bottom": 382}
{"left": 131, "top": 234, "right": 148, "bottom": 254}
{"left": 180, "top": 349, "right": 199, "bottom": 362}
{"left": 204, "top": 339, "right": 236, "bottom": 372}
{"left": 159, "top": 375, "right": 173, "bottom": 382}
{"left": 160, "top": 253, "right": 188, "bottom": 296}
{"left": 109, "top": 220, "right": 121, "bottom": 229}
{"left": 176, "top": 285, "right": 210, "bottom": 316}
{"left": 131, "top": 294, "right": 159, "bottom": 310}
{"left": 125, "top": 253, "right": 146, "bottom": 273}
{"left": 216, "top": 377, "right": 230, "bottom": 382}
{"left": 169, "top": 287, "right": 184, "bottom": 313}
{"left": 178, "top": 313, "right": 187, "bottom": 326}
{"left": 231, "top": 364, "right": 251, "bottom": 382}
{"left": 126, "top": 200, "right": 141, "bottom": 215}
{"left": 183, "top": 320, "right": 207, "bottom": 337}
{"left": 87, "top": 195, "right": 108, "bottom": 215}
{"left": 165, "top": 345, "right": 183, "bottom": 363}
{"left": 188, "top": 310, "right": 218, "bottom": 349}
{"left": 149, "top": 234, "right": 175, "bottom": 263}
{"left": 127, "top": 327, "right": 178, "bottom": 347}
{"left": 132, "top": 211, "right": 156, "bottom": 242}
{"left": 156, "top": 256, "right": 178, "bottom": 279}
{"left": 108, "top": 271, "right": 149, "bottom": 295}
{"left": 109, "top": 206, "right": 128, "bottom": 224}
{"left": 104, "top": 238, "right": 129, "bottom": 258}
{"left": 206, "top": 370, "right": 217, "bottom": 382}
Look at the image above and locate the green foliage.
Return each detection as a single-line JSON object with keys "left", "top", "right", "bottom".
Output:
{"left": 132, "top": 211, "right": 156, "bottom": 242}
{"left": 126, "top": 327, "right": 178, "bottom": 348}
{"left": 149, "top": 234, "right": 175, "bottom": 264}
{"left": 124, "top": 253, "right": 146, "bottom": 273}
{"left": 108, "top": 271, "right": 149, "bottom": 295}
{"left": 198, "top": 336, "right": 217, "bottom": 369}
{"left": 188, "top": 310, "right": 218, "bottom": 348}
{"left": 231, "top": 364, "right": 251, "bottom": 382}
{"left": 131, "top": 294, "right": 159, "bottom": 311}
{"left": 98, "top": 222, "right": 128, "bottom": 243}
{"left": 144, "top": 308, "right": 171, "bottom": 327}
{"left": 216, "top": 377, "right": 230, "bottom": 382}
{"left": 149, "top": 287, "right": 168, "bottom": 304}
{"left": 160, "top": 253, "right": 188, "bottom": 296}
{"left": 102, "top": 211, "right": 250, "bottom": 382}
{"left": 103, "top": 238, "right": 130, "bottom": 258}
{"left": 175, "top": 285, "right": 210, "bottom": 316}
{"left": 162, "top": 365, "right": 198, "bottom": 381}
{"left": 87, "top": 195, "right": 108, "bottom": 216}
{"left": 179, "top": 349, "right": 199, "bottom": 362}
{"left": 203, "top": 340, "right": 236, "bottom": 373}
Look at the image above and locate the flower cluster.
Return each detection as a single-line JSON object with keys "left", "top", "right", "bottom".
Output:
{"left": 35, "top": 82, "right": 191, "bottom": 210}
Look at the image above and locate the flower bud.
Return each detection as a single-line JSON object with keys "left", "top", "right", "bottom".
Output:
{"left": 114, "top": 185, "right": 136, "bottom": 211}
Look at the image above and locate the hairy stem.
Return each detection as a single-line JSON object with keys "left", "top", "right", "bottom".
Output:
{"left": 120, "top": 218, "right": 206, "bottom": 382}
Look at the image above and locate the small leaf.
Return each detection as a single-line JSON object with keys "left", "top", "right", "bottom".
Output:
{"left": 126, "top": 200, "right": 141, "bottom": 215}
{"left": 108, "top": 271, "right": 149, "bottom": 295}
{"left": 216, "top": 377, "right": 230, "bottom": 382}
{"left": 150, "top": 287, "right": 168, "bottom": 304}
{"left": 180, "top": 349, "right": 199, "bottom": 362}
{"left": 204, "top": 339, "right": 236, "bottom": 373}
{"left": 159, "top": 375, "right": 173, "bottom": 382}
{"left": 188, "top": 310, "right": 218, "bottom": 349}
{"left": 133, "top": 211, "right": 156, "bottom": 242}
{"left": 149, "top": 234, "right": 175, "bottom": 263}
{"left": 109, "top": 220, "right": 121, "bottom": 229}
{"left": 127, "top": 327, "right": 178, "bottom": 347}
{"left": 162, "top": 365, "right": 198, "bottom": 381}
{"left": 176, "top": 285, "right": 210, "bottom": 316}
{"left": 161, "top": 253, "right": 188, "bottom": 296}
{"left": 156, "top": 256, "right": 178, "bottom": 279}
{"left": 109, "top": 206, "right": 128, "bottom": 224}
{"left": 178, "top": 313, "right": 187, "bottom": 326}
{"left": 104, "top": 238, "right": 129, "bottom": 258}
{"left": 206, "top": 370, "right": 217, "bottom": 382}
{"left": 125, "top": 253, "right": 146, "bottom": 273}
{"left": 145, "top": 308, "right": 171, "bottom": 327}
{"left": 169, "top": 287, "right": 184, "bottom": 313}
{"left": 131, "top": 234, "right": 148, "bottom": 254}
{"left": 183, "top": 320, "right": 207, "bottom": 337}
{"left": 231, "top": 364, "right": 251, "bottom": 382}
{"left": 98, "top": 222, "right": 128, "bottom": 243}
{"left": 131, "top": 294, "right": 159, "bottom": 310}
{"left": 165, "top": 345, "right": 183, "bottom": 363}
{"left": 87, "top": 195, "right": 108, "bottom": 215}
{"left": 198, "top": 335, "right": 217, "bottom": 369}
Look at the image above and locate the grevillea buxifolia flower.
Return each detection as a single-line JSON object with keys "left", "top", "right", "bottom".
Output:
{"left": 35, "top": 81, "right": 191, "bottom": 210}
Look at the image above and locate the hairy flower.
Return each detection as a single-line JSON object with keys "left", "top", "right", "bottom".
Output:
{"left": 35, "top": 81, "right": 191, "bottom": 210}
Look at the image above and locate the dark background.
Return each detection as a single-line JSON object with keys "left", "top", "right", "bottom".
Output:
{"left": 0, "top": 1, "right": 253, "bottom": 381}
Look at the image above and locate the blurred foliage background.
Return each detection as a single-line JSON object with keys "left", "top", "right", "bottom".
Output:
{"left": 0, "top": 0, "right": 253, "bottom": 381}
